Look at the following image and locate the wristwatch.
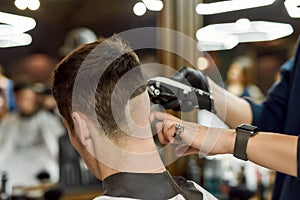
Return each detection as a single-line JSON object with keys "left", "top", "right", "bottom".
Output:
{"left": 234, "top": 124, "right": 259, "bottom": 161}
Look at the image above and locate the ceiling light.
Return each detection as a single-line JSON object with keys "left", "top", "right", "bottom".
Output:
{"left": 0, "top": 12, "right": 36, "bottom": 48}
{"left": 235, "top": 18, "right": 251, "bottom": 31}
{"left": 250, "top": 21, "right": 294, "bottom": 42}
{"left": 14, "top": 0, "right": 40, "bottom": 11}
{"left": 196, "top": 27, "right": 239, "bottom": 51}
{"left": 0, "top": 33, "right": 32, "bottom": 48}
{"left": 142, "top": 0, "right": 163, "bottom": 11}
{"left": 28, "top": 0, "right": 40, "bottom": 11}
{"left": 14, "top": 0, "right": 28, "bottom": 10}
{"left": 284, "top": 0, "right": 300, "bottom": 18}
{"left": 197, "top": 39, "right": 239, "bottom": 51}
{"left": 133, "top": 2, "right": 147, "bottom": 16}
{"left": 197, "top": 57, "right": 209, "bottom": 70}
{"left": 0, "top": 12, "right": 36, "bottom": 34}
{"left": 196, "top": 20, "right": 293, "bottom": 51}
{"left": 196, "top": 0, "right": 276, "bottom": 15}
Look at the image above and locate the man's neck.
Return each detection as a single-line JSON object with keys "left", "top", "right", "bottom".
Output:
{"left": 99, "top": 135, "right": 166, "bottom": 180}
{"left": 101, "top": 164, "right": 166, "bottom": 181}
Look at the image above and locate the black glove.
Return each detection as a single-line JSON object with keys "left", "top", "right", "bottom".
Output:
{"left": 147, "top": 67, "right": 215, "bottom": 113}
{"left": 172, "top": 67, "right": 209, "bottom": 91}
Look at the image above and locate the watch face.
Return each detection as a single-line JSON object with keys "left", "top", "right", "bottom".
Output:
{"left": 238, "top": 124, "right": 259, "bottom": 135}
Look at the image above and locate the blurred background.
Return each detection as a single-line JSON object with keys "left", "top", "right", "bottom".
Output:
{"left": 0, "top": 0, "right": 299, "bottom": 199}
{"left": 0, "top": 0, "right": 299, "bottom": 92}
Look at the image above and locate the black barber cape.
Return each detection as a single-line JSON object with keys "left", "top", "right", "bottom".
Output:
{"left": 94, "top": 171, "right": 217, "bottom": 200}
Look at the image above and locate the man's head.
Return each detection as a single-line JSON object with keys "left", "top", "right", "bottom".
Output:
{"left": 53, "top": 36, "right": 146, "bottom": 133}
{"left": 14, "top": 80, "right": 37, "bottom": 115}
{"left": 52, "top": 36, "right": 159, "bottom": 179}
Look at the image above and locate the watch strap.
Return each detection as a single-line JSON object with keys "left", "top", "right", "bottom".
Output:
{"left": 234, "top": 129, "right": 250, "bottom": 161}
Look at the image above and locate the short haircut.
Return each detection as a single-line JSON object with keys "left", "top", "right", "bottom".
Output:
{"left": 52, "top": 36, "right": 146, "bottom": 139}
{"left": 13, "top": 80, "right": 33, "bottom": 92}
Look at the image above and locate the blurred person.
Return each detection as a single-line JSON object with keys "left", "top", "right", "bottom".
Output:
{"left": 221, "top": 56, "right": 266, "bottom": 197}
{"left": 51, "top": 36, "right": 217, "bottom": 200}
{"left": 0, "top": 80, "right": 65, "bottom": 186}
{"left": 32, "top": 82, "right": 95, "bottom": 188}
{"left": 33, "top": 82, "right": 59, "bottom": 116}
{"left": 0, "top": 65, "right": 16, "bottom": 111}
{"left": 226, "top": 56, "right": 264, "bottom": 101}
{"left": 32, "top": 83, "right": 94, "bottom": 190}
{"left": 0, "top": 88, "right": 8, "bottom": 121}
{"left": 59, "top": 27, "right": 97, "bottom": 56}
{"left": 9, "top": 54, "right": 57, "bottom": 83}
{"left": 152, "top": 36, "right": 300, "bottom": 200}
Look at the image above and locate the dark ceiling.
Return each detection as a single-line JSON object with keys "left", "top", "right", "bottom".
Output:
{"left": 0, "top": 0, "right": 157, "bottom": 69}
{"left": 0, "top": 0, "right": 299, "bottom": 71}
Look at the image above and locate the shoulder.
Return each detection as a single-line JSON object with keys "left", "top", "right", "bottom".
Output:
{"left": 36, "top": 109, "right": 54, "bottom": 117}
{"left": 0, "top": 112, "right": 19, "bottom": 125}
{"left": 247, "top": 85, "right": 264, "bottom": 101}
{"left": 187, "top": 180, "right": 218, "bottom": 200}
{"left": 35, "top": 109, "right": 65, "bottom": 135}
{"left": 281, "top": 58, "right": 294, "bottom": 72}
{"left": 93, "top": 196, "right": 137, "bottom": 200}
{"left": 35, "top": 109, "right": 62, "bottom": 124}
{"left": 172, "top": 176, "right": 217, "bottom": 200}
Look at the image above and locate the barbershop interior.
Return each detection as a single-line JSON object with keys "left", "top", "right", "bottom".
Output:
{"left": 0, "top": 0, "right": 300, "bottom": 200}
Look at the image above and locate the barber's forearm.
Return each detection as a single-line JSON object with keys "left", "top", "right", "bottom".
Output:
{"left": 208, "top": 78, "right": 253, "bottom": 128}
{"left": 222, "top": 129, "right": 298, "bottom": 177}
{"left": 248, "top": 131, "right": 297, "bottom": 177}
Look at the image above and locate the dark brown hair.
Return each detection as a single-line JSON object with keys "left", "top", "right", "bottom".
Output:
{"left": 52, "top": 36, "right": 146, "bottom": 139}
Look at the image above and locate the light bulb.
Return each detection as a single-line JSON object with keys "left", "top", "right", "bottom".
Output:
{"left": 28, "top": 0, "right": 40, "bottom": 11}
{"left": 133, "top": 2, "right": 147, "bottom": 16}
{"left": 14, "top": 0, "right": 27, "bottom": 10}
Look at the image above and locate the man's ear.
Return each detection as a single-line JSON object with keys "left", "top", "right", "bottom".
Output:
{"left": 71, "top": 112, "right": 91, "bottom": 146}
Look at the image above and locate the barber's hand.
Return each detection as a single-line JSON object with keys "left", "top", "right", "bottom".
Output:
{"left": 162, "top": 67, "right": 214, "bottom": 112}
{"left": 172, "top": 67, "right": 210, "bottom": 92}
{"left": 150, "top": 110, "right": 204, "bottom": 156}
{"left": 150, "top": 110, "right": 233, "bottom": 157}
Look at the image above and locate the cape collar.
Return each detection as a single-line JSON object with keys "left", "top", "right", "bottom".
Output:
{"left": 102, "top": 171, "right": 203, "bottom": 200}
